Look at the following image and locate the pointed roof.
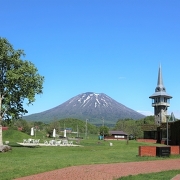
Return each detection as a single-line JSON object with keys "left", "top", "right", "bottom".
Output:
{"left": 169, "top": 112, "right": 176, "bottom": 122}
{"left": 157, "top": 64, "right": 164, "bottom": 90}
{"left": 149, "top": 65, "right": 172, "bottom": 98}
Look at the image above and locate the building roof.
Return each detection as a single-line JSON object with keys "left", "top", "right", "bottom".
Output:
{"left": 109, "top": 131, "right": 128, "bottom": 135}
{"left": 149, "top": 65, "right": 172, "bottom": 99}
{"left": 169, "top": 112, "right": 176, "bottom": 122}
{"left": 149, "top": 91, "right": 172, "bottom": 98}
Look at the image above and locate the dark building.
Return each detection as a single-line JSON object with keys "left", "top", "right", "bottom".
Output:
{"left": 146, "top": 65, "right": 180, "bottom": 145}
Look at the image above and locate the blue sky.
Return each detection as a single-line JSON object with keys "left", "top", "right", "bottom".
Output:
{"left": 1, "top": 0, "right": 180, "bottom": 118}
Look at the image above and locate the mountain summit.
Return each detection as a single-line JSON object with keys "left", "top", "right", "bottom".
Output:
{"left": 24, "top": 92, "right": 145, "bottom": 125}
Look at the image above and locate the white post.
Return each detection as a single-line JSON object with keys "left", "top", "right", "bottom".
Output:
{"left": 102, "top": 118, "right": 104, "bottom": 139}
{"left": 85, "top": 119, "right": 88, "bottom": 139}
{"left": 165, "top": 105, "right": 169, "bottom": 146}
{"left": 167, "top": 115, "right": 169, "bottom": 146}
{"left": 77, "top": 124, "right": 79, "bottom": 137}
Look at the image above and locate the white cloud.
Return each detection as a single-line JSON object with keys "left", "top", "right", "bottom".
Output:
{"left": 137, "top": 110, "right": 153, "bottom": 116}
{"left": 137, "top": 110, "right": 180, "bottom": 119}
{"left": 118, "top": 76, "right": 126, "bottom": 79}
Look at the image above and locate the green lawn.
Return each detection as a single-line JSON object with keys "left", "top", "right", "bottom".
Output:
{"left": 1, "top": 130, "right": 180, "bottom": 180}
{"left": 118, "top": 169, "right": 180, "bottom": 180}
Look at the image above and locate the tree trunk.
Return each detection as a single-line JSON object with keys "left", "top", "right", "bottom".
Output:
{"left": 0, "top": 125, "right": 3, "bottom": 145}
{"left": 0, "top": 95, "right": 3, "bottom": 145}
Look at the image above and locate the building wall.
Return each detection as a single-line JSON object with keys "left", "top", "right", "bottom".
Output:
{"left": 105, "top": 135, "right": 127, "bottom": 140}
{"left": 139, "top": 146, "right": 156, "bottom": 156}
{"left": 170, "top": 121, "right": 180, "bottom": 145}
{"left": 154, "top": 106, "right": 167, "bottom": 124}
{"left": 2, "top": 127, "right": 22, "bottom": 131}
{"left": 156, "top": 121, "right": 180, "bottom": 145}
{"left": 139, "top": 146, "right": 180, "bottom": 156}
{"left": 143, "top": 131, "right": 156, "bottom": 139}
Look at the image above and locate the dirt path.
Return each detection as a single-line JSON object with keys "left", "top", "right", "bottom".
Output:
{"left": 15, "top": 159, "right": 180, "bottom": 180}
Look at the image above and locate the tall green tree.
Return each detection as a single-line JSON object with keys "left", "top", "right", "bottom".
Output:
{"left": 0, "top": 37, "right": 44, "bottom": 145}
{"left": 99, "top": 126, "right": 109, "bottom": 136}
{"left": 114, "top": 118, "right": 143, "bottom": 138}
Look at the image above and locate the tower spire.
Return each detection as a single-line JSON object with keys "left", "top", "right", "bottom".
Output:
{"left": 155, "top": 64, "right": 165, "bottom": 92}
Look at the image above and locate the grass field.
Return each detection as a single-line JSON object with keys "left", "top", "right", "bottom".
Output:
{"left": 1, "top": 130, "right": 180, "bottom": 179}
{"left": 117, "top": 169, "right": 180, "bottom": 180}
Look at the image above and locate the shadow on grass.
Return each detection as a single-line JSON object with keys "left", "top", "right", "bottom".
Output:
{"left": 8, "top": 142, "right": 40, "bottom": 148}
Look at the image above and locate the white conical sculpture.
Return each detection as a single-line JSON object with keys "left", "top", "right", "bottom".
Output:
{"left": 53, "top": 128, "right": 56, "bottom": 138}
{"left": 64, "top": 129, "right": 66, "bottom": 138}
{"left": 30, "top": 127, "right": 34, "bottom": 136}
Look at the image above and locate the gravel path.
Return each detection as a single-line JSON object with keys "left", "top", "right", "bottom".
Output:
{"left": 15, "top": 159, "right": 180, "bottom": 180}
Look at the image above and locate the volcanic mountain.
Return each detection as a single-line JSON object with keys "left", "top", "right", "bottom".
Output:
{"left": 24, "top": 92, "right": 145, "bottom": 125}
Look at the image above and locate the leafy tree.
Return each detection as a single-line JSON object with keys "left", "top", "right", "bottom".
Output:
{"left": 58, "top": 118, "right": 98, "bottom": 135}
{"left": 33, "top": 121, "right": 46, "bottom": 131}
{"left": 46, "top": 121, "right": 61, "bottom": 137}
{"left": 99, "top": 126, "right": 109, "bottom": 136}
{"left": 142, "top": 116, "right": 154, "bottom": 124}
{"left": 114, "top": 118, "right": 142, "bottom": 138}
{"left": 113, "top": 116, "right": 155, "bottom": 139}
{"left": 0, "top": 37, "right": 44, "bottom": 145}
{"left": 14, "top": 119, "right": 31, "bottom": 134}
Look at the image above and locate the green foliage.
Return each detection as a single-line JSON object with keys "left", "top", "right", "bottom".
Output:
{"left": 37, "top": 116, "right": 156, "bottom": 139}
{"left": 2, "top": 129, "right": 30, "bottom": 143}
{"left": 114, "top": 118, "right": 142, "bottom": 138}
{"left": 13, "top": 119, "right": 31, "bottom": 134}
{"left": 142, "top": 116, "right": 155, "bottom": 124}
{"left": 58, "top": 118, "right": 98, "bottom": 134}
{"left": 0, "top": 37, "right": 44, "bottom": 124}
{"left": 33, "top": 121, "right": 46, "bottom": 131}
{"left": 45, "top": 121, "right": 60, "bottom": 137}
{"left": 114, "top": 116, "right": 155, "bottom": 138}
{"left": 99, "top": 126, "right": 109, "bottom": 136}
{"left": 7, "top": 116, "right": 156, "bottom": 139}
{"left": 117, "top": 169, "right": 180, "bottom": 180}
{"left": 45, "top": 118, "right": 98, "bottom": 137}
{"left": 2, "top": 119, "right": 47, "bottom": 136}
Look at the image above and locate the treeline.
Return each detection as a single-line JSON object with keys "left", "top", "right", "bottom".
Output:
{"left": 2, "top": 118, "right": 98, "bottom": 137}
{"left": 113, "top": 116, "right": 155, "bottom": 138}
{"left": 2, "top": 116, "right": 155, "bottom": 138}
{"left": 46, "top": 118, "right": 98, "bottom": 136}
